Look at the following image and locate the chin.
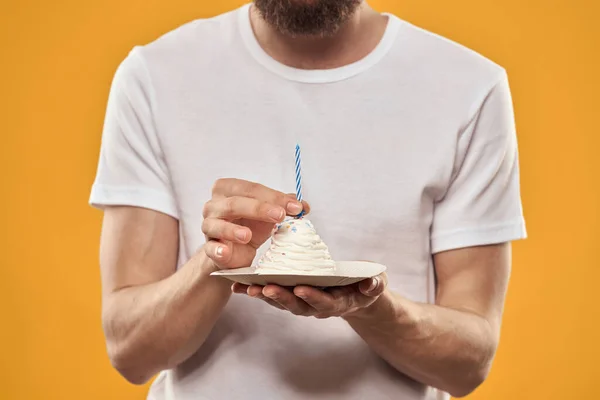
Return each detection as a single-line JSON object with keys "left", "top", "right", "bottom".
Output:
{"left": 254, "top": 0, "right": 362, "bottom": 37}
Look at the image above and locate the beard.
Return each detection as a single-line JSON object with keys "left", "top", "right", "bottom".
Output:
{"left": 253, "top": 0, "right": 363, "bottom": 37}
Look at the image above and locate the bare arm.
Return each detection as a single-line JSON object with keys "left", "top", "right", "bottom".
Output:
{"left": 100, "top": 206, "right": 232, "bottom": 385}
{"left": 344, "top": 243, "right": 511, "bottom": 397}
{"left": 99, "top": 179, "right": 307, "bottom": 385}
{"left": 233, "top": 243, "right": 510, "bottom": 396}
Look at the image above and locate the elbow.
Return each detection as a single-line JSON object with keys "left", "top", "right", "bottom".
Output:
{"left": 102, "top": 313, "right": 156, "bottom": 385}
{"left": 102, "top": 300, "right": 158, "bottom": 385}
{"left": 446, "top": 338, "right": 497, "bottom": 398}
{"left": 446, "top": 363, "right": 492, "bottom": 398}
{"left": 106, "top": 342, "right": 155, "bottom": 385}
{"left": 447, "top": 323, "right": 499, "bottom": 398}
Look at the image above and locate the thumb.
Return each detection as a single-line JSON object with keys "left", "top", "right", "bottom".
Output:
{"left": 359, "top": 276, "right": 385, "bottom": 297}
{"left": 286, "top": 193, "right": 311, "bottom": 215}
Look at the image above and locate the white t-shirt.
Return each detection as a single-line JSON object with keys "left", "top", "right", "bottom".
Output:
{"left": 90, "top": 4, "right": 526, "bottom": 400}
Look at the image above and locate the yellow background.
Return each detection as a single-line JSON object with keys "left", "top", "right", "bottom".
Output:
{"left": 1, "top": 0, "right": 598, "bottom": 399}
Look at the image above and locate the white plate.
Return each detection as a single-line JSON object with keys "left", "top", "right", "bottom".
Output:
{"left": 210, "top": 261, "right": 386, "bottom": 287}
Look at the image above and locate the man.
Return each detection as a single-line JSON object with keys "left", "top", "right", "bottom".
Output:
{"left": 90, "top": 1, "right": 526, "bottom": 399}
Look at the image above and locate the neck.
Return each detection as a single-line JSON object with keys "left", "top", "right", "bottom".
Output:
{"left": 249, "top": 3, "right": 388, "bottom": 70}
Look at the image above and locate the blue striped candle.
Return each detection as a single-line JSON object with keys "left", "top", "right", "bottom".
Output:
{"left": 294, "top": 144, "right": 305, "bottom": 218}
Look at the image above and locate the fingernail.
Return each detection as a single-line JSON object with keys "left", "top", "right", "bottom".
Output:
{"left": 287, "top": 202, "right": 303, "bottom": 214}
{"left": 215, "top": 246, "right": 224, "bottom": 258}
{"left": 268, "top": 208, "right": 284, "bottom": 221}
{"left": 235, "top": 229, "right": 247, "bottom": 241}
{"left": 296, "top": 293, "right": 307, "bottom": 299}
{"left": 367, "top": 278, "right": 378, "bottom": 292}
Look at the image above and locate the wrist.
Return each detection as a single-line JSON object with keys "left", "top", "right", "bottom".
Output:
{"left": 343, "top": 290, "right": 398, "bottom": 322}
{"left": 189, "top": 247, "right": 233, "bottom": 295}
{"left": 192, "top": 247, "right": 221, "bottom": 277}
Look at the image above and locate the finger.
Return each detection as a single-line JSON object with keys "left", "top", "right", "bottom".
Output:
{"left": 231, "top": 283, "right": 286, "bottom": 310}
{"left": 231, "top": 283, "right": 266, "bottom": 298}
{"left": 245, "top": 285, "right": 287, "bottom": 310}
{"left": 263, "top": 285, "right": 315, "bottom": 316}
{"left": 284, "top": 195, "right": 306, "bottom": 216}
{"left": 286, "top": 193, "right": 312, "bottom": 216}
{"left": 204, "top": 240, "right": 232, "bottom": 265}
{"left": 247, "top": 285, "right": 264, "bottom": 297}
{"left": 202, "top": 218, "right": 252, "bottom": 243}
{"left": 212, "top": 178, "right": 304, "bottom": 215}
{"left": 358, "top": 274, "right": 387, "bottom": 297}
{"left": 293, "top": 286, "right": 338, "bottom": 312}
{"left": 204, "top": 240, "right": 255, "bottom": 269}
{"left": 302, "top": 200, "right": 311, "bottom": 215}
{"left": 231, "top": 282, "right": 249, "bottom": 294}
{"left": 203, "top": 196, "right": 285, "bottom": 223}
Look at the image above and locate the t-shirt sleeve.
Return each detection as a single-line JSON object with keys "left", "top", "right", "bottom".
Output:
{"left": 89, "top": 47, "right": 178, "bottom": 219}
{"left": 430, "top": 72, "right": 526, "bottom": 254}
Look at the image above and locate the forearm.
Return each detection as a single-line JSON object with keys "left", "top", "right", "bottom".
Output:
{"left": 345, "top": 292, "right": 498, "bottom": 397}
{"left": 102, "top": 249, "right": 232, "bottom": 384}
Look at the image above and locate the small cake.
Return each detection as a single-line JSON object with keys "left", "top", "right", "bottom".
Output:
{"left": 256, "top": 218, "right": 336, "bottom": 275}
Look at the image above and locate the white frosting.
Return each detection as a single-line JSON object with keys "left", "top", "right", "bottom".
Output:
{"left": 256, "top": 218, "right": 336, "bottom": 275}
